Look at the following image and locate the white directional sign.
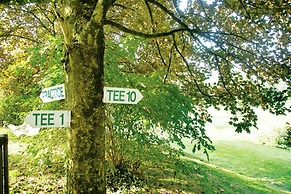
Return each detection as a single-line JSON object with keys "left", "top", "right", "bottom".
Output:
{"left": 25, "top": 110, "right": 71, "bottom": 128}
{"left": 40, "top": 83, "right": 66, "bottom": 103}
{"left": 103, "top": 87, "right": 143, "bottom": 104}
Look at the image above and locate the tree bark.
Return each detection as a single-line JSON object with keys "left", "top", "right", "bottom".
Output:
{"left": 66, "top": 30, "right": 105, "bottom": 193}
{"left": 58, "top": 1, "right": 109, "bottom": 193}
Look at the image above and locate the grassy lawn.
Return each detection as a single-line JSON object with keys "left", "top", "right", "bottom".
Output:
{"left": 183, "top": 139, "right": 291, "bottom": 193}
{"left": 181, "top": 105, "right": 291, "bottom": 193}
{"left": 143, "top": 155, "right": 283, "bottom": 194}
{"left": 179, "top": 107, "right": 291, "bottom": 193}
{"left": 2, "top": 121, "right": 291, "bottom": 193}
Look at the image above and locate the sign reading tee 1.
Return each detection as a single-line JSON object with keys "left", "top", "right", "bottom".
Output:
{"left": 25, "top": 110, "right": 71, "bottom": 128}
{"left": 103, "top": 87, "right": 143, "bottom": 104}
{"left": 40, "top": 83, "right": 66, "bottom": 103}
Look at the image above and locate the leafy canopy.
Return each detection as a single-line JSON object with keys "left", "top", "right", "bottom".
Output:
{"left": 1, "top": 0, "right": 290, "bottom": 152}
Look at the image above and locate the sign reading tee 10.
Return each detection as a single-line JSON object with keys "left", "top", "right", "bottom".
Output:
{"left": 103, "top": 87, "right": 143, "bottom": 104}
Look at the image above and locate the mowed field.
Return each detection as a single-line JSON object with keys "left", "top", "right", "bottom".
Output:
{"left": 183, "top": 106, "right": 291, "bottom": 193}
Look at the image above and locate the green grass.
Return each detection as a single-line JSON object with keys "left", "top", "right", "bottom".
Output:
{"left": 183, "top": 138, "right": 291, "bottom": 193}
{"left": 143, "top": 156, "right": 283, "bottom": 194}
{"left": 3, "top": 126, "right": 291, "bottom": 193}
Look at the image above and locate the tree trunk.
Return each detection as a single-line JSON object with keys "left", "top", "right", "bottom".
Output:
{"left": 59, "top": 1, "right": 109, "bottom": 193}
{"left": 66, "top": 30, "right": 105, "bottom": 193}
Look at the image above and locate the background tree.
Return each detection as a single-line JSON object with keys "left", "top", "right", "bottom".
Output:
{"left": 0, "top": 3, "right": 63, "bottom": 124}
{"left": 1, "top": 0, "right": 290, "bottom": 193}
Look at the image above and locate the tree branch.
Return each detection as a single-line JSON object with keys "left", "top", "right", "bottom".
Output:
{"left": 214, "top": 55, "right": 235, "bottom": 99}
{"left": 36, "top": 4, "right": 57, "bottom": 36}
{"left": 164, "top": 44, "right": 174, "bottom": 84}
{"left": 172, "top": 0, "right": 185, "bottom": 18}
{"left": 145, "top": 0, "right": 173, "bottom": 83}
{"left": 105, "top": 19, "right": 188, "bottom": 38}
{"left": 145, "top": 0, "right": 168, "bottom": 66}
{"left": 112, "top": 3, "right": 134, "bottom": 11}
{"left": 22, "top": 6, "right": 55, "bottom": 36}
{"left": 145, "top": 0, "right": 202, "bottom": 36}
{"left": 0, "top": 31, "right": 39, "bottom": 43}
{"left": 172, "top": 34, "right": 211, "bottom": 98}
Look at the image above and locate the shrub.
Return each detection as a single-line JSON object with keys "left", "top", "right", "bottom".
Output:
{"left": 259, "top": 123, "right": 291, "bottom": 149}
{"left": 106, "top": 158, "right": 144, "bottom": 192}
{"left": 276, "top": 123, "right": 291, "bottom": 149}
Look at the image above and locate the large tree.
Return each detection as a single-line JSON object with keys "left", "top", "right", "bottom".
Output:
{"left": 1, "top": 0, "right": 290, "bottom": 193}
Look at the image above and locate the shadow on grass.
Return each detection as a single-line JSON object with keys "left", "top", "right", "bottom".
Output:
{"left": 182, "top": 138, "right": 291, "bottom": 194}
{"left": 142, "top": 156, "right": 282, "bottom": 194}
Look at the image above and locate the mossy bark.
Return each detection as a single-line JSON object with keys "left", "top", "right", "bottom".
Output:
{"left": 59, "top": 1, "right": 109, "bottom": 193}
{"left": 66, "top": 30, "right": 105, "bottom": 193}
